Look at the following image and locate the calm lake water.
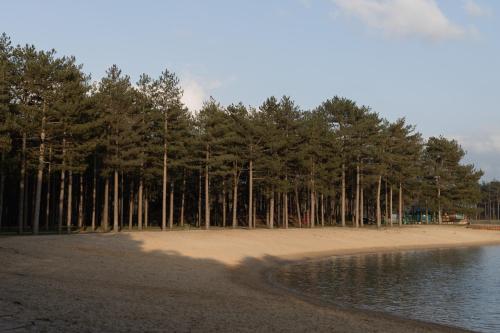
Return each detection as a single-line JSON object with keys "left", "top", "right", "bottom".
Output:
{"left": 272, "top": 245, "right": 500, "bottom": 333}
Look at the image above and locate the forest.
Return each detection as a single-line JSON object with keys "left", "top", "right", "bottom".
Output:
{"left": 0, "top": 33, "right": 488, "bottom": 234}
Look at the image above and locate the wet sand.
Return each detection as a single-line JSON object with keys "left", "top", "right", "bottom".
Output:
{"left": 1, "top": 225, "right": 499, "bottom": 332}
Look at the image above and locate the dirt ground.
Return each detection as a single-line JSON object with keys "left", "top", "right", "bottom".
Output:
{"left": 1, "top": 225, "right": 498, "bottom": 332}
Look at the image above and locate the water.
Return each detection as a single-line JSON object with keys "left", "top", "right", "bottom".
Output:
{"left": 271, "top": 246, "right": 500, "bottom": 332}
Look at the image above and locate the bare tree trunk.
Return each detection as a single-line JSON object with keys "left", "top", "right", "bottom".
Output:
{"left": 0, "top": 153, "right": 5, "bottom": 230}
{"left": 232, "top": 170, "right": 238, "bottom": 228}
{"left": 399, "top": 182, "right": 403, "bottom": 227}
{"left": 360, "top": 181, "right": 364, "bottom": 228}
{"left": 266, "top": 198, "right": 270, "bottom": 227}
{"left": 169, "top": 182, "right": 174, "bottom": 229}
{"left": 341, "top": 164, "right": 346, "bottom": 227}
{"left": 18, "top": 133, "right": 26, "bottom": 234}
{"left": 220, "top": 179, "right": 226, "bottom": 227}
{"left": 269, "top": 190, "right": 274, "bottom": 229}
{"left": 103, "top": 177, "right": 109, "bottom": 232}
{"left": 144, "top": 190, "right": 149, "bottom": 228}
{"left": 78, "top": 174, "right": 84, "bottom": 229}
{"left": 67, "top": 170, "right": 73, "bottom": 234}
{"left": 197, "top": 169, "right": 201, "bottom": 228}
{"left": 24, "top": 174, "right": 29, "bottom": 230}
{"left": 113, "top": 170, "right": 119, "bottom": 232}
{"left": 295, "top": 182, "right": 302, "bottom": 228}
{"left": 389, "top": 185, "right": 393, "bottom": 227}
{"left": 45, "top": 147, "right": 52, "bottom": 230}
{"left": 205, "top": 147, "right": 210, "bottom": 229}
{"left": 129, "top": 182, "right": 134, "bottom": 231}
{"left": 425, "top": 202, "right": 429, "bottom": 224}
{"left": 284, "top": 192, "right": 288, "bottom": 229}
{"left": 253, "top": 197, "right": 257, "bottom": 228}
{"left": 355, "top": 164, "right": 360, "bottom": 228}
{"left": 437, "top": 179, "right": 442, "bottom": 224}
{"left": 162, "top": 115, "right": 168, "bottom": 231}
{"left": 321, "top": 193, "right": 325, "bottom": 227}
{"left": 376, "top": 175, "right": 382, "bottom": 228}
{"left": 249, "top": 159, "right": 253, "bottom": 229}
{"left": 58, "top": 169, "right": 65, "bottom": 234}
{"left": 181, "top": 174, "right": 186, "bottom": 227}
{"left": 120, "top": 172, "right": 124, "bottom": 230}
{"left": 310, "top": 186, "right": 315, "bottom": 228}
{"left": 34, "top": 106, "right": 47, "bottom": 235}
{"left": 138, "top": 177, "right": 143, "bottom": 230}
{"left": 91, "top": 156, "right": 97, "bottom": 231}
{"left": 384, "top": 179, "right": 388, "bottom": 225}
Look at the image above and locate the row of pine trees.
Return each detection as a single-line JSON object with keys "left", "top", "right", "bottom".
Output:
{"left": 0, "top": 33, "right": 483, "bottom": 234}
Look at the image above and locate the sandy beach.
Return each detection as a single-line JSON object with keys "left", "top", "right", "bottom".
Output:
{"left": 1, "top": 225, "right": 499, "bottom": 332}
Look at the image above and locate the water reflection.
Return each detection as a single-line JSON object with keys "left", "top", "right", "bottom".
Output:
{"left": 273, "top": 246, "right": 500, "bottom": 333}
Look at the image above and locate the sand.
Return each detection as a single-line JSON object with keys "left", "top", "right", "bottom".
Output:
{"left": 1, "top": 225, "right": 499, "bottom": 332}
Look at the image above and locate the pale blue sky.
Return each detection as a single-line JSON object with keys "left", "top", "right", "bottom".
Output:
{"left": 1, "top": 0, "right": 499, "bottom": 179}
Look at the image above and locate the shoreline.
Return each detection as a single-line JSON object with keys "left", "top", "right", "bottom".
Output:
{"left": 1, "top": 225, "right": 499, "bottom": 332}
{"left": 231, "top": 239, "right": 500, "bottom": 333}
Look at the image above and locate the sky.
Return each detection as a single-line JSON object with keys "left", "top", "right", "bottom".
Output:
{"left": 1, "top": 0, "right": 499, "bottom": 180}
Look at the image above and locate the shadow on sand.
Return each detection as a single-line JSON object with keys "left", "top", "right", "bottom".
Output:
{"left": 0, "top": 232, "right": 467, "bottom": 332}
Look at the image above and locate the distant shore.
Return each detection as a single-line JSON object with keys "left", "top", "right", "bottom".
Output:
{"left": 1, "top": 226, "right": 499, "bottom": 332}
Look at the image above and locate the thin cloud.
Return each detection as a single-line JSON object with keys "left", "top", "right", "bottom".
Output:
{"left": 463, "top": 0, "right": 492, "bottom": 17}
{"left": 332, "top": 0, "right": 466, "bottom": 41}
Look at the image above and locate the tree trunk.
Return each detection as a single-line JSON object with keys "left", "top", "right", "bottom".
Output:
{"left": 197, "top": 169, "right": 202, "bottom": 228}
{"left": 24, "top": 174, "right": 29, "bottom": 230}
{"left": 113, "top": 170, "right": 119, "bottom": 232}
{"left": 376, "top": 175, "right": 382, "bottom": 228}
{"left": 58, "top": 169, "right": 65, "bottom": 234}
{"left": 181, "top": 174, "right": 186, "bottom": 227}
{"left": 389, "top": 185, "right": 393, "bottom": 227}
{"left": 283, "top": 191, "right": 288, "bottom": 229}
{"left": 33, "top": 106, "right": 47, "bottom": 235}
{"left": 269, "top": 190, "right": 274, "bottom": 229}
{"left": 66, "top": 171, "right": 73, "bottom": 234}
{"left": 138, "top": 177, "right": 143, "bottom": 231}
{"left": 129, "top": 182, "right": 134, "bottom": 231}
{"left": 310, "top": 187, "right": 315, "bottom": 228}
{"left": 221, "top": 179, "right": 226, "bottom": 227}
{"left": 232, "top": 169, "right": 239, "bottom": 228}
{"left": 162, "top": 115, "right": 168, "bottom": 231}
{"left": 169, "top": 182, "right": 174, "bottom": 229}
{"left": 45, "top": 147, "right": 52, "bottom": 230}
{"left": 253, "top": 196, "right": 257, "bottom": 228}
{"left": 120, "top": 172, "right": 124, "bottom": 229}
{"left": 18, "top": 133, "right": 26, "bottom": 234}
{"left": 425, "top": 202, "right": 429, "bottom": 224}
{"left": 0, "top": 153, "right": 5, "bottom": 230}
{"left": 205, "top": 147, "right": 210, "bottom": 229}
{"left": 144, "top": 190, "right": 149, "bottom": 228}
{"left": 437, "top": 179, "right": 442, "bottom": 224}
{"left": 248, "top": 159, "right": 253, "bottom": 229}
{"left": 399, "top": 182, "right": 403, "bottom": 227}
{"left": 78, "top": 174, "right": 84, "bottom": 229}
{"left": 91, "top": 156, "right": 97, "bottom": 231}
{"left": 266, "top": 199, "right": 270, "bottom": 227}
{"left": 103, "top": 177, "right": 109, "bottom": 232}
{"left": 360, "top": 182, "right": 364, "bottom": 228}
{"left": 384, "top": 179, "right": 388, "bottom": 225}
{"left": 355, "top": 164, "right": 360, "bottom": 228}
{"left": 295, "top": 184, "right": 302, "bottom": 228}
{"left": 341, "top": 164, "right": 346, "bottom": 227}
{"left": 321, "top": 193, "right": 325, "bottom": 227}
